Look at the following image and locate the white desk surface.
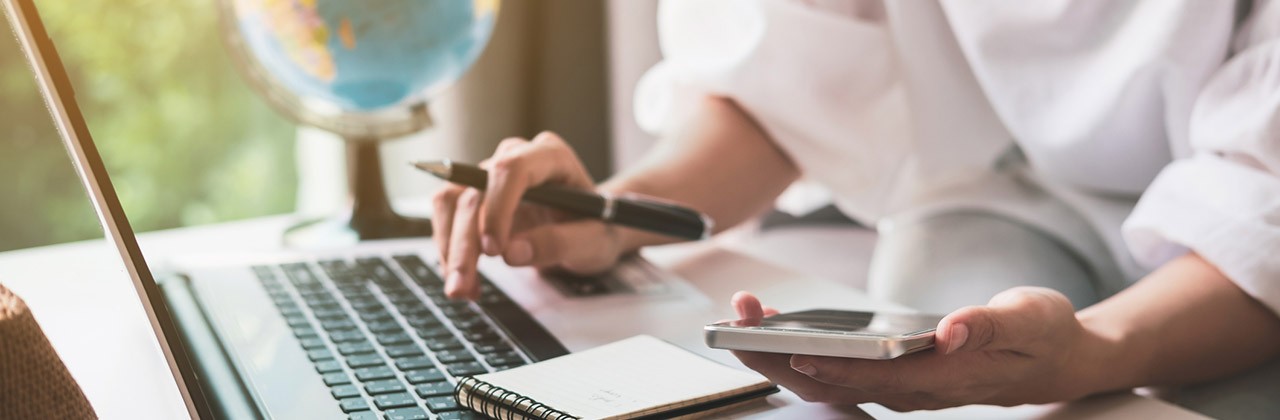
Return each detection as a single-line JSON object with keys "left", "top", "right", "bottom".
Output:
{"left": 0, "top": 213, "right": 1207, "bottom": 420}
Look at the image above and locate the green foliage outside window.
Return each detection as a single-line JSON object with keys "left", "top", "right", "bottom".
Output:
{"left": 0, "top": 0, "right": 297, "bottom": 252}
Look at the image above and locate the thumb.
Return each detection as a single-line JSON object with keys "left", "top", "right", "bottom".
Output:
{"left": 503, "top": 220, "right": 620, "bottom": 273}
{"left": 936, "top": 287, "right": 1072, "bottom": 354}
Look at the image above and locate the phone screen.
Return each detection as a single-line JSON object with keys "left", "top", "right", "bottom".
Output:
{"left": 722, "top": 309, "right": 943, "bottom": 337}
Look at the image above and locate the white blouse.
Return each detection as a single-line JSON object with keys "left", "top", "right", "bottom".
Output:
{"left": 634, "top": 0, "right": 1280, "bottom": 313}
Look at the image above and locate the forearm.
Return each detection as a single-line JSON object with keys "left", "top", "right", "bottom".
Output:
{"left": 600, "top": 95, "right": 799, "bottom": 250}
{"left": 1072, "top": 253, "right": 1280, "bottom": 396}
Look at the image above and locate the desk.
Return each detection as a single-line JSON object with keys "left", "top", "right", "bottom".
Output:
{"left": 0, "top": 213, "right": 1207, "bottom": 419}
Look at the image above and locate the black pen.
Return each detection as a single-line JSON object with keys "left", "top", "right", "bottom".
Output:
{"left": 413, "top": 160, "right": 712, "bottom": 240}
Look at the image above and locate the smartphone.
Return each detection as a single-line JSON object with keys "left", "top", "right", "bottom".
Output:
{"left": 704, "top": 309, "right": 944, "bottom": 360}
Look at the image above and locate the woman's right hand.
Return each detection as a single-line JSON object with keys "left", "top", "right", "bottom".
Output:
{"left": 431, "top": 131, "right": 626, "bottom": 300}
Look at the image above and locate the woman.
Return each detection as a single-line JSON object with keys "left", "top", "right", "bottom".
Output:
{"left": 432, "top": 0, "right": 1280, "bottom": 415}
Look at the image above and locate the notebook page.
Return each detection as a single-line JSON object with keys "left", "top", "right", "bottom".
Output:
{"left": 472, "top": 335, "right": 771, "bottom": 419}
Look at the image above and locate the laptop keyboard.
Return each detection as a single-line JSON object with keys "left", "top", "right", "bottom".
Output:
{"left": 252, "top": 254, "right": 531, "bottom": 420}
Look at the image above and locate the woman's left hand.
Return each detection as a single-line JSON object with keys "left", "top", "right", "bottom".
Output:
{"left": 728, "top": 288, "right": 1105, "bottom": 412}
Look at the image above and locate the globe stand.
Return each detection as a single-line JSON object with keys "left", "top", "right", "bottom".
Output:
{"left": 283, "top": 139, "right": 432, "bottom": 247}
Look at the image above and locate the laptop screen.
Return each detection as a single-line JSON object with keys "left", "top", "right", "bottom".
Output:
{"left": 0, "top": 0, "right": 285, "bottom": 417}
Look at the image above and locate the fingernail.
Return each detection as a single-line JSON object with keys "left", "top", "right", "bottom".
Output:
{"left": 481, "top": 235, "right": 498, "bottom": 256}
{"left": 946, "top": 323, "right": 969, "bottom": 354}
{"left": 505, "top": 239, "right": 533, "bottom": 266}
{"left": 792, "top": 359, "right": 817, "bottom": 376}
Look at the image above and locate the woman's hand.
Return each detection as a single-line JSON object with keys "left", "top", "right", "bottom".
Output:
{"left": 728, "top": 288, "right": 1108, "bottom": 411}
{"left": 431, "top": 132, "right": 626, "bottom": 300}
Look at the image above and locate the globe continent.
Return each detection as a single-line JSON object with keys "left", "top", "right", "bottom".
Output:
{"left": 233, "top": 0, "right": 498, "bottom": 111}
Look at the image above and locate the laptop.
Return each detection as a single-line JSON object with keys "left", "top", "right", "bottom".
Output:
{"left": 3, "top": 1, "right": 714, "bottom": 418}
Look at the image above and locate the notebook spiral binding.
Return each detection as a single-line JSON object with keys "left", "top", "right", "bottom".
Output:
{"left": 455, "top": 376, "right": 579, "bottom": 420}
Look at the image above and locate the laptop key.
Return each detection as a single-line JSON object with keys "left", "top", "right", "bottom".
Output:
{"left": 359, "top": 309, "right": 394, "bottom": 322}
{"left": 347, "top": 411, "right": 377, "bottom": 420}
{"left": 385, "top": 345, "right": 424, "bottom": 359}
{"left": 321, "top": 318, "right": 357, "bottom": 331}
{"left": 449, "top": 317, "right": 487, "bottom": 332}
{"left": 348, "top": 297, "right": 383, "bottom": 311}
{"left": 375, "top": 332, "right": 413, "bottom": 346}
{"left": 315, "top": 360, "right": 343, "bottom": 374}
{"left": 298, "top": 337, "right": 327, "bottom": 350}
{"left": 354, "top": 366, "right": 396, "bottom": 381}
{"left": 424, "top": 396, "right": 461, "bottom": 413}
{"left": 460, "top": 330, "right": 499, "bottom": 343}
{"left": 439, "top": 304, "right": 475, "bottom": 319}
{"left": 312, "top": 307, "right": 348, "bottom": 320}
{"left": 330, "top": 330, "right": 366, "bottom": 343}
{"left": 398, "top": 305, "right": 434, "bottom": 318}
{"left": 283, "top": 263, "right": 319, "bottom": 287}
{"left": 345, "top": 354, "right": 385, "bottom": 369}
{"left": 372, "top": 392, "right": 416, "bottom": 410}
{"left": 364, "top": 320, "right": 401, "bottom": 333}
{"left": 293, "top": 325, "right": 319, "bottom": 339}
{"left": 414, "top": 326, "right": 454, "bottom": 340}
{"left": 404, "top": 314, "right": 442, "bottom": 329}
{"left": 422, "top": 337, "right": 464, "bottom": 351}
{"left": 413, "top": 381, "right": 453, "bottom": 398}
{"left": 278, "top": 305, "right": 303, "bottom": 317}
{"left": 435, "top": 350, "right": 475, "bottom": 364}
{"left": 403, "top": 368, "right": 446, "bottom": 384}
{"left": 383, "top": 407, "right": 429, "bottom": 420}
{"left": 285, "top": 316, "right": 312, "bottom": 328}
{"left": 485, "top": 352, "right": 523, "bottom": 367}
{"left": 471, "top": 342, "right": 512, "bottom": 355}
{"left": 425, "top": 291, "right": 451, "bottom": 305}
{"left": 331, "top": 384, "right": 361, "bottom": 399}
{"left": 308, "top": 349, "right": 335, "bottom": 362}
{"left": 491, "top": 358, "right": 527, "bottom": 368}
{"left": 338, "top": 397, "right": 370, "bottom": 413}
{"left": 362, "top": 379, "right": 406, "bottom": 395}
{"left": 388, "top": 292, "right": 421, "bottom": 305}
{"left": 445, "top": 361, "right": 487, "bottom": 377}
{"left": 438, "top": 411, "right": 485, "bottom": 420}
{"left": 306, "top": 296, "right": 340, "bottom": 308}
{"left": 323, "top": 372, "right": 352, "bottom": 386}
{"left": 337, "top": 341, "right": 376, "bottom": 356}
{"left": 394, "top": 356, "right": 434, "bottom": 371}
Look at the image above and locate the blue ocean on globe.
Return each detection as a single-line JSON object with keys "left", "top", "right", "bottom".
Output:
{"left": 233, "top": 0, "right": 498, "bottom": 111}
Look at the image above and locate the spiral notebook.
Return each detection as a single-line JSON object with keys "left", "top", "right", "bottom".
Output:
{"left": 454, "top": 335, "right": 778, "bottom": 419}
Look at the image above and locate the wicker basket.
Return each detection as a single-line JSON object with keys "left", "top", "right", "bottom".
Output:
{"left": 0, "top": 283, "right": 97, "bottom": 419}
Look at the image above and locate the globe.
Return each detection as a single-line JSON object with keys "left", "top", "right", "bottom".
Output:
{"left": 228, "top": 0, "right": 498, "bottom": 113}
{"left": 214, "top": 0, "right": 501, "bottom": 245}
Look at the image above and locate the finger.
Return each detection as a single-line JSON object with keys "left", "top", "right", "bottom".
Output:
{"left": 481, "top": 132, "right": 592, "bottom": 255}
{"left": 493, "top": 136, "right": 530, "bottom": 157}
{"left": 472, "top": 137, "right": 527, "bottom": 257}
{"left": 733, "top": 350, "right": 865, "bottom": 404}
{"left": 504, "top": 220, "right": 619, "bottom": 273}
{"left": 762, "top": 305, "right": 780, "bottom": 317}
{"left": 431, "top": 184, "right": 465, "bottom": 267}
{"left": 731, "top": 291, "right": 767, "bottom": 324}
{"left": 938, "top": 287, "right": 1073, "bottom": 354}
{"left": 446, "top": 188, "right": 484, "bottom": 300}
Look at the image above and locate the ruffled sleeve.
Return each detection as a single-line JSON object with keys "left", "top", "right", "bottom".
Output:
{"left": 633, "top": 0, "right": 911, "bottom": 220}
{"left": 1123, "top": 0, "right": 1280, "bottom": 315}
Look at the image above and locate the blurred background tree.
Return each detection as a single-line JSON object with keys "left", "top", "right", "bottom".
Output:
{"left": 0, "top": 0, "right": 297, "bottom": 252}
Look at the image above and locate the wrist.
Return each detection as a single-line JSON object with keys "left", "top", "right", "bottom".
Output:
{"left": 1064, "top": 311, "right": 1150, "bottom": 399}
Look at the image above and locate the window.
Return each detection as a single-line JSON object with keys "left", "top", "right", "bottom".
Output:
{"left": 0, "top": 0, "right": 297, "bottom": 252}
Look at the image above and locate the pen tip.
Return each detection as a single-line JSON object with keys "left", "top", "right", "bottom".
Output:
{"left": 412, "top": 160, "right": 452, "bottom": 177}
